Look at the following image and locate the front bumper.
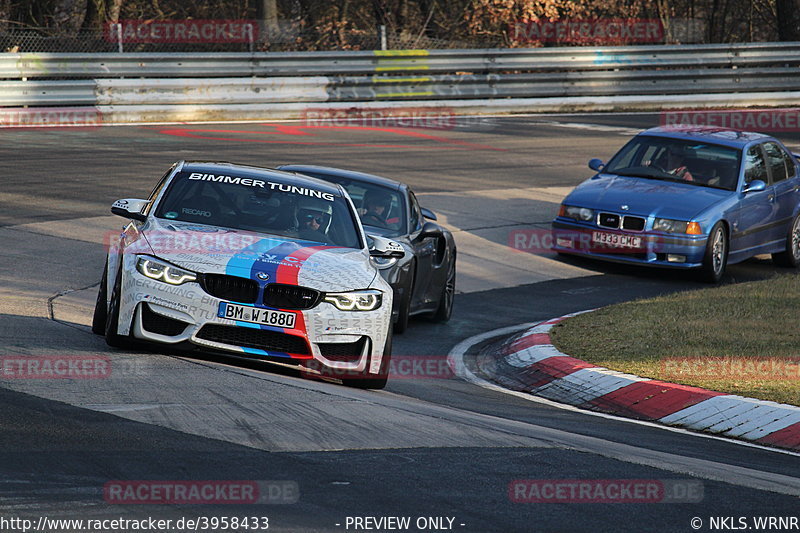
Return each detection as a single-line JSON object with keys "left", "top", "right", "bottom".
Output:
{"left": 551, "top": 219, "right": 708, "bottom": 269}
{"left": 119, "top": 261, "right": 392, "bottom": 376}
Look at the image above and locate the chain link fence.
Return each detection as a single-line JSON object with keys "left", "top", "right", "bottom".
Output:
{"left": 0, "top": 24, "right": 507, "bottom": 54}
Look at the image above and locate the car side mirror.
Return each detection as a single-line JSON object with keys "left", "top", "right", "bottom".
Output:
{"left": 368, "top": 234, "right": 405, "bottom": 259}
{"left": 588, "top": 158, "right": 605, "bottom": 171}
{"left": 111, "top": 198, "right": 148, "bottom": 221}
{"left": 414, "top": 221, "right": 442, "bottom": 242}
{"left": 420, "top": 207, "right": 438, "bottom": 221}
{"left": 742, "top": 180, "right": 766, "bottom": 194}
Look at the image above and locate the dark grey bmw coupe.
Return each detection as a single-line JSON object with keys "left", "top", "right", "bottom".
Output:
{"left": 279, "top": 165, "right": 456, "bottom": 333}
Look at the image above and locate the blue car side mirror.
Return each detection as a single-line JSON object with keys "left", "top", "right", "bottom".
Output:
{"left": 588, "top": 158, "right": 605, "bottom": 172}
{"left": 742, "top": 180, "right": 767, "bottom": 194}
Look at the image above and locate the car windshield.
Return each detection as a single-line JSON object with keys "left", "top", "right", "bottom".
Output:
{"left": 604, "top": 136, "right": 742, "bottom": 191}
{"left": 287, "top": 171, "right": 407, "bottom": 237}
{"left": 154, "top": 171, "right": 363, "bottom": 248}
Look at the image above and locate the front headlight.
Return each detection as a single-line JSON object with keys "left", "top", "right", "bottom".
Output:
{"left": 324, "top": 290, "right": 382, "bottom": 311}
{"left": 560, "top": 205, "right": 594, "bottom": 222}
{"left": 653, "top": 218, "right": 688, "bottom": 233}
{"left": 136, "top": 256, "right": 197, "bottom": 285}
{"left": 653, "top": 218, "right": 703, "bottom": 235}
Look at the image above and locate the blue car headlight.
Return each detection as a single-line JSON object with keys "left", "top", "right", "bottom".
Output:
{"left": 653, "top": 218, "right": 703, "bottom": 235}
{"left": 136, "top": 256, "right": 197, "bottom": 285}
{"left": 653, "top": 218, "right": 689, "bottom": 233}
{"left": 324, "top": 290, "right": 382, "bottom": 311}
{"left": 560, "top": 205, "right": 594, "bottom": 222}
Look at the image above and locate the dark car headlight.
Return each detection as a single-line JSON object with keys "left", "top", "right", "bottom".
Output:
{"left": 559, "top": 204, "right": 594, "bottom": 222}
{"left": 653, "top": 218, "right": 702, "bottom": 235}
{"left": 136, "top": 256, "right": 197, "bottom": 285}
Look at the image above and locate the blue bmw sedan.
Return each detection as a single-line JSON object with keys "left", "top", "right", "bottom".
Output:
{"left": 552, "top": 127, "right": 800, "bottom": 282}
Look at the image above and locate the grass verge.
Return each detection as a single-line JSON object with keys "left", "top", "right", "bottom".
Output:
{"left": 549, "top": 273, "right": 800, "bottom": 406}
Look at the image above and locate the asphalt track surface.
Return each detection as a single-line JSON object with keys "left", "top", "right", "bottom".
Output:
{"left": 2, "top": 114, "right": 799, "bottom": 532}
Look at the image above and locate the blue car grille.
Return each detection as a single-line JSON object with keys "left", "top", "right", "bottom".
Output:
{"left": 622, "top": 217, "right": 645, "bottom": 231}
{"left": 598, "top": 212, "right": 645, "bottom": 232}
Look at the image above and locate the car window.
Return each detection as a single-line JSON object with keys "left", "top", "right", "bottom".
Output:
{"left": 154, "top": 171, "right": 362, "bottom": 249}
{"left": 285, "top": 171, "right": 407, "bottom": 238}
{"left": 744, "top": 146, "right": 769, "bottom": 185}
{"left": 344, "top": 184, "right": 404, "bottom": 235}
{"left": 764, "top": 142, "right": 788, "bottom": 183}
{"left": 783, "top": 149, "right": 797, "bottom": 179}
{"left": 408, "top": 191, "right": 422, "bottom": 232}
{"left": 604, "top": 136, "right": 741, "bottom": 190}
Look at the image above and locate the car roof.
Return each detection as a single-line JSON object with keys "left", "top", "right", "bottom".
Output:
{"left": 278, "top": 165, "right": 404, "bottom": 192}
{"left": 640, "top": 127, "right": 772, "bottom": 148}
{"left": 180, "top": 161, "right": 343, "bottom": 196}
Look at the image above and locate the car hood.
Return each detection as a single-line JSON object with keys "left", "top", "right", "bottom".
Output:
{"left": 566, "top": 175, "right": 731, "bottom": 219}
{"left": 140, "top": 219, "right": 376, "bottom": 292}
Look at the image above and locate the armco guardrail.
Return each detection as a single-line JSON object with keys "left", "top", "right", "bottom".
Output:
{"left": 2, "top": 42, "right": 800, "bottom": 124}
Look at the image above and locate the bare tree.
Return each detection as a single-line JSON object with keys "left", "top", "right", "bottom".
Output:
{"left": 258, "top": 0, "right": 280, "bottom": 39}
{"left": 776, "top": 0, "right": 800, "bottom": 40}
{"left": 108, "top": 0, "right": 124, "bottom": 22}
{"left": 0, "top": 0, "right": 10, "bottom": 32}
{"left": 53, "top": 0, "right": 89, "bottom": 34}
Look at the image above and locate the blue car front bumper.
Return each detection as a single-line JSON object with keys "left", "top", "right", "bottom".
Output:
{"left": 551, "top": 219, "right": 708, "bottom": 269}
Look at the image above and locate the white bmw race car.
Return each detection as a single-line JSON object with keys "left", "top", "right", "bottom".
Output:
{"left": 92, "top": 161, "right": 404, "bottom": 388}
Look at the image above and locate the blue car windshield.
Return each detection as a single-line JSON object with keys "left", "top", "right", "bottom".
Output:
{"left": 604, "top": 137, "right": 742, "bottom": 191}
{"left": 154, "top": 171, "right": 363, "bottom": 249}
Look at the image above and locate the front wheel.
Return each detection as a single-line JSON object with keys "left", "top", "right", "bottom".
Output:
{"left": 772, "top": 214, "right": 800, "bottom": 268}
{"left": 430, "top": 253, "right": 455, "bottom": 323}
{"left": 91, "top": 262, "right": 108, "bottom": 335}
{"left": 699, "top": 222, "right": 728, "bottom": 283}
{"left": 393, "top": 269, "right": 413, "bottom": 335}
{"left": 104, "top": 265, "right": 133, "bottom": 348}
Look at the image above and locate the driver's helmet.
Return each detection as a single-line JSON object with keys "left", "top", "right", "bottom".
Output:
{"left": 297, "top": 197, "right": 333, "bottom": 232}
{"left": 362, "top": 189, "right": 392, "bottom": 218}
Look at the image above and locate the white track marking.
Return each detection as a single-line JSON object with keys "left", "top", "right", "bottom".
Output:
{"left": 447, "top": 322, "right": 800, "bottom": 458}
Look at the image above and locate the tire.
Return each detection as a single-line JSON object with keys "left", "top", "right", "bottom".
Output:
{"left": 430, "top": 252, "right": 456, "bottom": 323}
{"left": 91, "top": 262, "right": 108, "bottom": 335}
{"left": 348, "top": 330, "right": 392, "bottom": 390}
{"left": 772, "top": 214, "right": 800, "bottom": 268}
{"left": 699, "top": 222, "right": 728, "bottom": 283}
{"left": 393, "top": 269, "right": 413, "bottom": 334}
{"left": 104, "top": 265, "right": 133, "bottom": 348}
